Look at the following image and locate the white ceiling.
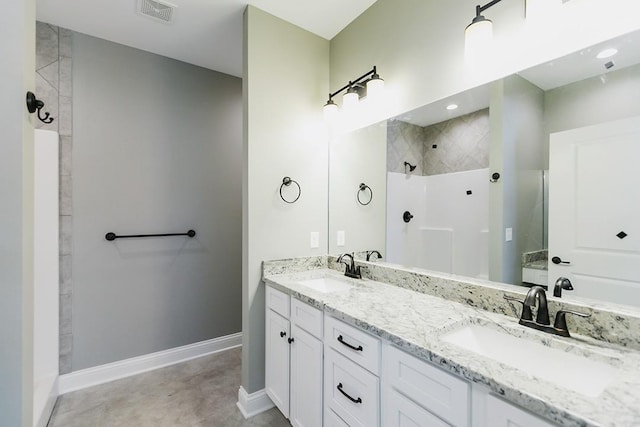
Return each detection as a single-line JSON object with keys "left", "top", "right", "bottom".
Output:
{"left": 36, "top": 0, "right": 377, "bottom": 77}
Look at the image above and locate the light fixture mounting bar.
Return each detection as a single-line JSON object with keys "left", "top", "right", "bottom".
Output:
{"left": 476, "top": 0, "right": 503, "bottom": 16}
{"left": 328, "top": 66, "right": 378, "bottom": 100}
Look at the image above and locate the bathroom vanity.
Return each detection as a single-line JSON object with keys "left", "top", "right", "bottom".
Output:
{"left": 263, "top": 256, "right": 640, "bottom": 427}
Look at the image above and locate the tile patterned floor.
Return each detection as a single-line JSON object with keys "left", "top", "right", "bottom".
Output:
{"left": 47, "top": 347, "right": 289, "bottom": 427}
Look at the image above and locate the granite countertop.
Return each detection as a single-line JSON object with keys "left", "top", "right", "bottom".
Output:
{"left": 264, "top": 268, "right": 640, "bottom": 427}
{"left": 524, "top": 260, "right": 549, "bottom": 271}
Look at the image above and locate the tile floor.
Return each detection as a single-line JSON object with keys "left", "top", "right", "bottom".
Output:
{"left": 47, "top": 347, "right": 290, "bottom": 426}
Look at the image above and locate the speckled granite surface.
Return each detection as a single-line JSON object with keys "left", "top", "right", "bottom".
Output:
{"left": 322, "top": 256, "right": 640, "bottom": 351}
{"left": 524, "top": 260, "right": 549, "bottom": 270}
{"left": 263, "top": 257, "right": 640, "bottom": 427}
{"left": 522, "top": 250, "right": 549, "bottom": 270}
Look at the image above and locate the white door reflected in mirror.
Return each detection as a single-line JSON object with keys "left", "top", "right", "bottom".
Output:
{"left": 548, "top": 115, "right": 640, "bottom": 306}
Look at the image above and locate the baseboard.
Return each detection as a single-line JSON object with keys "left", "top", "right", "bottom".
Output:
{"left": 35, "top": 375, "right": 59, "bottom": 427}
{"left": 236, "top": 386, "right": 275, "bottom": 418}
{"left": 59, "top": 332, "right": 242, "bottom": 395}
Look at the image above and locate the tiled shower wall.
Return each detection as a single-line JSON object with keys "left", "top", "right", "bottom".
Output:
{"left": 387, "top": 109, "right": 490, "bottom": 176}
{"left": 35, "top": 22, "right": 73, "bottom": 374}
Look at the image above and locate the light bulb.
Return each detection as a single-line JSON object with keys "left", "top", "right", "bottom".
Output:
{"left": 343, "top": 89, "right": 359, "bottom": 112}
{"left": 323, "top": 99, "right": 338, "bottom": 122}
{"left": 366, "top": 75, "right": 385, "bottom": 100}
{"left": 597, "top": 48, "right": 618, "bottom": 59}
{"left": 465, "top": 16, "right": 493, "bottom": 64}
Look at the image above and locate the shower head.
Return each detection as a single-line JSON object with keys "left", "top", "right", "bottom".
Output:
{"left": 404, "top": 161, "right": 417, "bottom": 172}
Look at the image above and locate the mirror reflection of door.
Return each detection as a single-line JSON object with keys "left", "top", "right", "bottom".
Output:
{"left": 548, "top": 115, "right": 640, "bottom": 306}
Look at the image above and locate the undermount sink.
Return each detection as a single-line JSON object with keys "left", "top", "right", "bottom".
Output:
{"left": 441, "top": 323, "right": 618, "bottom": 397}
{"left": 297, "top": 277, "right": 354, "bottom": 293}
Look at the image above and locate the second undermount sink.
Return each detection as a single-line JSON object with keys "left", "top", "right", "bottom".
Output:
{"left": 441, "top": 323, "right": 618, "bottom": 397}
{"left": 297, "top": 277, "right": 354, "bottom": 293}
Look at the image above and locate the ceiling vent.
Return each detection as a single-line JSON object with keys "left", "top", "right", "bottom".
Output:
{"left": 138, "top": 0, "right": 177, "bottom": 24}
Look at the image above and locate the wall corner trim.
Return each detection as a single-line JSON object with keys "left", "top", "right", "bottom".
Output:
{"left": 236, "top": 386, "right": 274, "bottom": 419}
{"left": 59, "top": 332, "right": 242, "bottom": 395}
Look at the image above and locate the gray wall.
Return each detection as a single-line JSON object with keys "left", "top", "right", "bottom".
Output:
{"left": 489, "top": 75, "right": 545, "bottom": 285}
{"left": 0, "top": 0, "right": 35, "bottom": 424}
{"left": 72, "top": 33, "right": 242, "bottom": 370}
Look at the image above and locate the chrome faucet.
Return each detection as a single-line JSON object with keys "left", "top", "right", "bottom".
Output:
{"left": 504, "top": 285, "right": 590, "bottom": 337}
{"left": 366, "top": 250, "right": 382, "bottom": 262}
{"left": 337, "top": 253, "right": 362, "bottom": 279}
{"left": 553, "top": 277, "right": 573, "bottom": 297}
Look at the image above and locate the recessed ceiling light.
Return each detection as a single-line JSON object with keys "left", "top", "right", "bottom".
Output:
{"left": 597, "top": 48, "right": 618, "bottom": 59}
{"left": 446, "top": 104, "right": 459, "bottom": 111}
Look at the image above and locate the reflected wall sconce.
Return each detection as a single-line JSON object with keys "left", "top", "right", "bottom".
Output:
{"left": 26, "top": 91, "right": 54, "bottom": 124}
{"left": 323, "top": 66, "right": 384, "bottom": 119}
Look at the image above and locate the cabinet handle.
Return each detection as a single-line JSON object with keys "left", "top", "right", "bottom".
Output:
{"left": 337, "top": 383, "right": 362, "bottom": 404}
{"left": 280, "top": 331, "right": 286, "bottom": 338}
{"left": 337, "top": 335, "right": 363, "bottom": 351}
{"left": 288, "top": 337, "right": 294, "bottom": 344}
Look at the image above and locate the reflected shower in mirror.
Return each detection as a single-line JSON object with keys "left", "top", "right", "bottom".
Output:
{"left": 328, "top": 28, "right": 640, "bottom": 308}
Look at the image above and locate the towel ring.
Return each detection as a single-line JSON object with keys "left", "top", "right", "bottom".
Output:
{"left": 357, "top": 183, "right": 373, "bottom": 206}
{"left": 280, "top": 177, "right": 301, "bottom": 204}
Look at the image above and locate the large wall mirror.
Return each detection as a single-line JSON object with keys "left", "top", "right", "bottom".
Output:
{"left": 329, "top": 28, "right": 640, "bottom": 308}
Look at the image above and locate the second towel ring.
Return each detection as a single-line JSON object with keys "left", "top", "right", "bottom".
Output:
{"left": 357, "top": 183, "right": 373, "bottom": 206}
{"left": 280, "top": 176, "right": 301, "bottom": 204}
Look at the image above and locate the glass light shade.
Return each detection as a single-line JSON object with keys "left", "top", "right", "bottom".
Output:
{"left": 323, "top": 100, "right": 338, "bottom": 122}
{"left": 342, "top": 90, "right": 359, "bottom": 111}
{"left": 465, "top": 17, "right": 493, "bottom": 59}
{"left": 366, "top": 76, "right": 385, "bottom": 100}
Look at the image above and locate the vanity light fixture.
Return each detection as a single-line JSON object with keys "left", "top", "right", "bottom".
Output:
{"left": 465, "top": 0, "right": 504, "bottom": 56}
{"left": 597, "top": 48, "right": 618, "bottom": 59}
{"left": 323, "top": 66, "right": 384, "bottom": 117}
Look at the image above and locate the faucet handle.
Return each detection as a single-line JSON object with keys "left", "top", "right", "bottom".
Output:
{"left": 503, "top": 295, "right": 533, "bottom": 321}
{"left": 554, "top": 309, "right": 591, "bottom": 332}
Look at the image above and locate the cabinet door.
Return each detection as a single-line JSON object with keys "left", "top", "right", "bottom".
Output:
{"left": 290, "top": 324, "right": 323, "bottom": 427}
{"left": 486, "top": 395, "right": 555, "bottom": 427}
{"left": 383, "top": 386, "right": 450, "bottom": 427}
{"left": 266, "top": 309, "right": 290, "bottom": 418}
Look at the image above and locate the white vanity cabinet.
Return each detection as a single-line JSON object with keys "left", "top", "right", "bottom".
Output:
{"left": 472, "top": 390, "right": 556, "bottom": 427}
{"left": 266, "top": 284, "right": 558, "bottom": 427}
{"left": 324, "top": 314, "right": 381, "bottom": 427}
{"left": 382, "top": 344, "right": 470, "bottom": 427}
{"left": 265, "top": 285, "right": 323, "bottom": 427}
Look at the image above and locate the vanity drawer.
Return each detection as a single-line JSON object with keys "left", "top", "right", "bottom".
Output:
{"left": 325, "top": 348, "right": 379, "bottom": 427}
{"left": 325, "top": 408, "right": 350, "bottom": 427}
{"left": 383, "top": 344, "right": 469, "bottom": 427}
{"left": 291, "top": 297, "right": 323, "bottom": 339}
{"left": 266, "top": 285, "right": 290, "bottom": 318}
{"left": 383, "top": 386, "right": 450, "bottom": 427}
{"left": 325, "top": 314, "right": 380, "bottom": 375}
